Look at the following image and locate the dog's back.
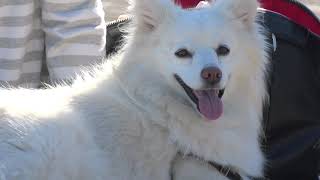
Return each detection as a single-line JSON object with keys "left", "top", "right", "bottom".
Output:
{"left": 0, "top": 87, "right": 107, "bottom": 179}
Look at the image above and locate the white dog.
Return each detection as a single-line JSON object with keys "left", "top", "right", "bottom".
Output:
{"left": 0, "top": 0, "right": 268, "bottom": 179}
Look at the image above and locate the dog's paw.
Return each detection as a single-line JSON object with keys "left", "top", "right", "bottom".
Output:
{"left": 172, "top": 155, "right": 230, "bottom": 180}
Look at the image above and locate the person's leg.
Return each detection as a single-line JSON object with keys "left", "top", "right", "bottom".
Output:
{"left": 0, "top": 0, "right": 44, "bottom": 88}
{"left": 42, "top": 0, "right": 106, "bottom": 84}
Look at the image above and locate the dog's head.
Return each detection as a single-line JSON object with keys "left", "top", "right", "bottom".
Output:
{"left": 127, "top": 0, "right": 265, "bottom": 121}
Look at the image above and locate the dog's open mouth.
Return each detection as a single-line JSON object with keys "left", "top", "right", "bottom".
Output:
{"left": 174, "top": 74, "right": 225, "bottom": 121}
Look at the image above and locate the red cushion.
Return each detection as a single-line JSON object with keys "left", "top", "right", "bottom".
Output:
{"left": 175, "top": 0, "right": 320, "bottom": 36}
{"left": 174, "top": 0, "right": 201, "bottom": 8}
{"left": 260, "top": 0, "right": 320, "bottom": 36}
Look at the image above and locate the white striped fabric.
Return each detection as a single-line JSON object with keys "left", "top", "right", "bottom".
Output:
{"left": 102, "top": 0, "right": 129, "bottom": 22}
{"left": 0, "top": 0, "right": 106, "bottom": 88}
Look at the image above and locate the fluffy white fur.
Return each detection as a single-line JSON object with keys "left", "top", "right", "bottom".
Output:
{"left": 0, "top": 0, "right": 268, "bottom": 179}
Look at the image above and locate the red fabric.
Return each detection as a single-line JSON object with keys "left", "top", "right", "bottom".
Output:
{"left": 174, "top": 0, "right": 202, "bottom": 8}
{"left": 259, "top": 0, "right": 320, "bottom": 36}
{"left": 175, "top": 0, "right": 320, "bottom": 36}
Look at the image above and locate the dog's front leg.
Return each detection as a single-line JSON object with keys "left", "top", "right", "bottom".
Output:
{"left": 172, "top": 155, "right": 230, "bottom": 180}
{"left": 172, "top": 155, "right": 251, "bottom": 180}
{"left": 106, "top": 145, "right": 177, "bottom": 180}
{"left": 104, "top": 126, "right": 177, "bottom": 180}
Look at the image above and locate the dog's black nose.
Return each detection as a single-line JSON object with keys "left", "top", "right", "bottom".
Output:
{"left": 201, "top": 66, "right": 222, "bottom": 85}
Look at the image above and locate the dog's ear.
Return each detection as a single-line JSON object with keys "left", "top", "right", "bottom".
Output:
{"left": 213, "top": 0, "right": 258, "bottom": 28}
{"left": 129, "top": 0, "right": 175, "bottom": 32}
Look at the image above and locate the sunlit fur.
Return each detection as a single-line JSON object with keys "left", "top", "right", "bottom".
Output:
{"left": 0, "top": 0, "right": 268, "bottom": 179}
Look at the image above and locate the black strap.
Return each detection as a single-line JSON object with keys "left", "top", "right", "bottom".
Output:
{"left": 206, "top": 160, "right": 243, "bottom": 180}
{"left": 183, "top": 153, "right": 242, "bottom": 180}
{"left": 180, "top": 153, "right": 266, "bottom": 180}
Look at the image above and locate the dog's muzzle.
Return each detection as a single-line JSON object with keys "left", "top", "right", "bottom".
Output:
{"left": 174, "top": 74, "right": 225, "bottom": 121}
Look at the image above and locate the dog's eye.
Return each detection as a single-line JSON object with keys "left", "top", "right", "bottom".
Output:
{"left": 175, "top": 49, "right": 193, "bottom": 58}
{"left": 216, "top": 45, "right": 230, "bottom": 56}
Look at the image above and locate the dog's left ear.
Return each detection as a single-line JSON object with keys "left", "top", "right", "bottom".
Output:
{"left": 130, "top": 0, "right": 175, "bottom": 32}
{"left": 213, "top": 0, "right": 258, "bottom": 28}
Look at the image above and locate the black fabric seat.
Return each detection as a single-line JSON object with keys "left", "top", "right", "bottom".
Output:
{"left": 261, "top": 8, "right": 320, "bottom": 180}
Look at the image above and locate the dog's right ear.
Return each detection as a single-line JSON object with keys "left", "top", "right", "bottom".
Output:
{"left": 213, "top": 0, "right": 258, "bottom": 29}
{"left": 130, "top": 0, "right": 175, "bottom": 32}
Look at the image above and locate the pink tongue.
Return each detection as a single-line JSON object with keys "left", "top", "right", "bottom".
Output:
{"left": 194, "top": 90, "right": 223, "bottom": 121}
